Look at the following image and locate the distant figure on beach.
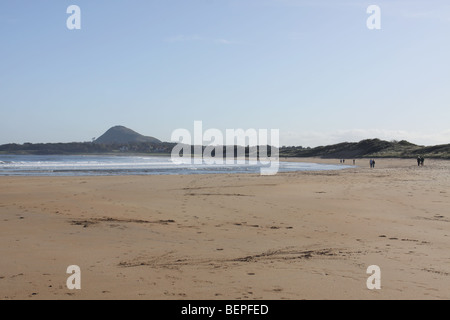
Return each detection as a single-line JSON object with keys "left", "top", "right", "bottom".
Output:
{"left": 343, "top": 159, "right": 345, "bottom": 164}
{"left": 420, "top": 156, "right": 424, "bottom": 166}
{"left": 417, "top": 156, "right": 421, "bottom": 166}
{"left": 340, "top": 159, "right": 342, "bottom": 164}
{"left": 370, "top": 159, "right": 376, "bottom": 168}
{"left": 353, "top": 159, "right": 355, "bottom": 165}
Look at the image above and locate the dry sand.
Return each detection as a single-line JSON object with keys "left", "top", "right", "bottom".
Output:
{"left": 1, "top": 158, "right": 449, "bottom": 300}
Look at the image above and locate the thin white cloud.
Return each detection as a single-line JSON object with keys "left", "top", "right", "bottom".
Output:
{"left": 214, "top": 38, "right": 236, "bottom": 45}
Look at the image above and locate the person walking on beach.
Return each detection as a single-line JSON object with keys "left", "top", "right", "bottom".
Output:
{"left": 370, "top": 159, "right": 373, "bottom": 168}
{"left": 372, "top": 159, "right": 375, "bottom": 168}
{"left": 417, "top": 156, "right": 421, "bottom": 167}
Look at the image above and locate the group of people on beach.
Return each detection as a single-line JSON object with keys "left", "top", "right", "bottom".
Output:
{"left": 417, "top": 156, "right": 425, "bottom": 166}
{"left": 339, "top": 156, "right": 425, "bottom": 168}
{"left": 339, "top": 159, "right": 357, "bottom": 165}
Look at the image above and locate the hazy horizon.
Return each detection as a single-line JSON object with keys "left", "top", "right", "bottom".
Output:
{"left": 0, "top": 124, "right": 448, "bottom": 148}
{"left": 1, "top": 1, "right": 450, "bottom": 147}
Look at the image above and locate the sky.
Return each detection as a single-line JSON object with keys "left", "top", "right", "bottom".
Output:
{"left": 1, "top": 0, "right": 450, "bottom": 147}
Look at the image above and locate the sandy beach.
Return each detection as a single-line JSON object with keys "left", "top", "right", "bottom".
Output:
{"left": 1, "top": 157, "right": 449, "bottom": 300}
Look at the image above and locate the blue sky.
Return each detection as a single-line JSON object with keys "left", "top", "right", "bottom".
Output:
{"left": 1, "top": 0, "right": 450, "bottom": 147}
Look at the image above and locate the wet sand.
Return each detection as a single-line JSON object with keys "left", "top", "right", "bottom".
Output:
{"left": 1, "top": 158, "right": 449, "bottom": 299}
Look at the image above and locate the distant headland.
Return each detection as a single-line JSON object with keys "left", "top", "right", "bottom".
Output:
{"left": 0, "top": 126, "right": 449, "bottom": 159}
{"left": 0, "top": 126, "right": 174, "bottom": 155}
{"left": 93, "top": 126, "right": 161, "bottom": 144}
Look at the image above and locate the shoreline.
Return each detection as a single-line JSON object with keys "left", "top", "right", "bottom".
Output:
{"left": 0, "top": 156, "right": 354, "bottom": 177}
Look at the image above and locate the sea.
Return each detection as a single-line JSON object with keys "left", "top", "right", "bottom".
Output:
{"left": 0, "top": 155, "right": 352, "bottom": 176}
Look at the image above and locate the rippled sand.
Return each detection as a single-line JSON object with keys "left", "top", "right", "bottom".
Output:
{"left": 1, "top": 158, "right": 449, "bottom": 299}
